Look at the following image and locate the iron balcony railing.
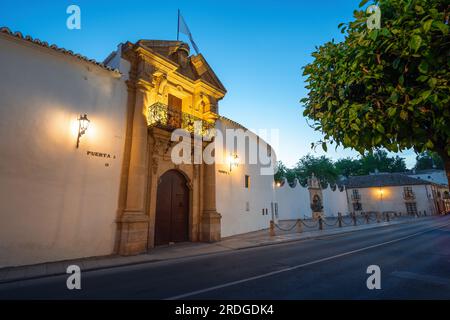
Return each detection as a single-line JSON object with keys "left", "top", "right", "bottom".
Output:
{"left": 147, "top": 102, "right": 215, "bottom": 137}
{"left": 403, "top": 191, "right": 416, "bottom": 200}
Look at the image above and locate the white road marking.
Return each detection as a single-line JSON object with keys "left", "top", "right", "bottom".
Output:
{"left": 166, "top": 221, "right": 450, "bottom": 300}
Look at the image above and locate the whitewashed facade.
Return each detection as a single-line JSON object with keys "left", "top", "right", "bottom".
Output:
{"left": 215, "top": 117, "right": 276, "bottom": 237}
{"left": 0, "top": 30, "right": 128, "bottom": 267}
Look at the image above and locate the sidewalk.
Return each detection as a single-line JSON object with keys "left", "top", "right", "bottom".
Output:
{"left": 0, "top": 215, "right": 432, "bottom": 284}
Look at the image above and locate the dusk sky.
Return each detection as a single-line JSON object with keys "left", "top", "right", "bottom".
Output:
{"left": 0, "top": 0, "right": 418, "bottom": 168}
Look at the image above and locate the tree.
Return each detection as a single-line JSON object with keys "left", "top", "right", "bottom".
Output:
{"left": 274, "top": 161, "right": 298, "bottom": 184}
{"left": 335, "top": 157, "right": 362, "bottom": 177}
{"left": 301, "top": 0, "right": 450, "bottom": 185}
{"left": 294, "top": 154, "right": 338, "bottom": 187}
{"left": 415, "top": 151, "right": 444, "bottom": 170}
{"left": 274, "top": 161, "right": 287, "bottom": 183}
{"left": 358, "top": 150, "right": 407, "bottom": 174}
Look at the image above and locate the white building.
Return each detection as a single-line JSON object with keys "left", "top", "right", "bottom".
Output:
{"left": 0, "top": 27, "right": 278, "bottom": 267}
{"left": 407, "top": 169, "right": 448, "bottom": 186}
{"left": 343, "top": 173, "right": 439, "bottom": 216}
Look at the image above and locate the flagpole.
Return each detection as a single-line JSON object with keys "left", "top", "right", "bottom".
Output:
{"left": 177, "top": 9, "right": 180, "bottom": 41}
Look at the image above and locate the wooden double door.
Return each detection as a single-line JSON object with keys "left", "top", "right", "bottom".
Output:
{"left": 154, "top": 170, "right": 189, "bottom": 246}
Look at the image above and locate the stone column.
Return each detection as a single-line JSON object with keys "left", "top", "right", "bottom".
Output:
{"left": 200, "top": 160, "right": 221, "bottom": 242}
{"left": 117, "top": 82, "right": 150, "bottom": 255}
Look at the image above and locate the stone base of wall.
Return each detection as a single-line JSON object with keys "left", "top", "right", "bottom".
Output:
{"left": 200, "top": 210, "right": 222, "bottom": 242}
{"left": 117, "top": 212, "right": 149, "bottom": 256}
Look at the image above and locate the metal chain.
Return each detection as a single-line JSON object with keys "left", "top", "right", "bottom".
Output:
{"left": 274, "top": 220, "right": 299, "bottom": 232}
{"left": 322, "top": 218, "right": 339, "bottom": 227}
{"left": 300, "top": 219, "right": 319, "bottom": 228}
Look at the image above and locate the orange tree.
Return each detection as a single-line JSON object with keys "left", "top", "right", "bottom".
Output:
{"left": 301, "top": 0, "right": 450, "bottom": 185}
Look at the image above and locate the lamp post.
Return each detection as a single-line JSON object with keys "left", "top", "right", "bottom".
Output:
{"left": 229, "top": 153, "right": 239, "bottom": 172}
{"left": 76, "top": 114, "right": 90, "bottom": 148}
{"left": 379, "top": 187, "right": 384, "bottom": 214}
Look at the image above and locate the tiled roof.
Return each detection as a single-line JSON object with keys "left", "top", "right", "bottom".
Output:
{"left": 0, "top": 27, "right": 120, "bottom": 74}
{"left": 342, "top": 173, "right": 431, "bottom": 188}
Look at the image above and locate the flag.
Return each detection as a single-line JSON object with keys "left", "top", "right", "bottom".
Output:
{"left": 177, "top": 10, "right": 200, "bottom": 54}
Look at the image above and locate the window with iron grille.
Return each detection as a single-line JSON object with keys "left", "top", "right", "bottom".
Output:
{"left": 405, "top": 202, "right": 418, "bottom": 216}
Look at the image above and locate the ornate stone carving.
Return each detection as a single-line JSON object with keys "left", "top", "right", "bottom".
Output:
{"left": 151, "top": 157, "right": 158, "bottom": 174}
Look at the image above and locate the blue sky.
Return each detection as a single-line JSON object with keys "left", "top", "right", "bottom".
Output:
{"left": 0, "top": 0, "right": 418, "bottom": 168}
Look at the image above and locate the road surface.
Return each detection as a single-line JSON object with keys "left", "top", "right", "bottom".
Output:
{"left": 1, "top": 215, "right": 450, "bottom": 299}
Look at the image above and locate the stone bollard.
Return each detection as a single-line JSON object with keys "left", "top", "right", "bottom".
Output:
{"left": 424, "top": 210, "right": 427, "bottom": 216}
{"left": 386, "top": 212, "right": 390, "bottom": 222}
{"left": 297, "top": 219, "right": 303, "bottom": 233}
{"left": 338, "top": 212, "right": 342, "bottom": 228}
{"left": 319, "top": 216, "right": 323, "bottom": 230}
{"left": 365, "top": 213, "right": 370, "bottom": 224}
{"left": 270, "top": 220, "right": 275, "bottom": 237}
{"left": 377, "top": 212, "right": 381, "bottom": 223}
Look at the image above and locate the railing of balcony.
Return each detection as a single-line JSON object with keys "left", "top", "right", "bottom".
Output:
{"left": 147, "top": 102, "right": 215, "bottom": 138}
{"left": 403, "top": 192, "right": 416, "bottom": 200}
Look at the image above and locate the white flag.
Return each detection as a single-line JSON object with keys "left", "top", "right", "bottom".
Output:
{"left": 178, "top": 11, "right": 200, "bottom": 54}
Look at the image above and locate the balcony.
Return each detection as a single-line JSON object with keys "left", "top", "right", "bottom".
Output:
{"left": 147, "top": 102, "right": 215, "bottom": 138}
{"left": 403, "top": 191, "right": 416, "bottom": 201}
{"left": 351, "top": 194, "right": 361, "bottom": 201}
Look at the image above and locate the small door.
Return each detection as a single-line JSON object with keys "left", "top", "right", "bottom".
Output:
{"left": 168, "top": 94, "right": 182, "bottom": 128}
{"left": 154, "top": 170, "right": 189, "bottom": 246}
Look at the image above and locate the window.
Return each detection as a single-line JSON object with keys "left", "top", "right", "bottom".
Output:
{"left": 245, "top": 175, "right": 250, "bottom": 189}
{"left": 404, "top": 186, "right": 415, "bottom": 199}
{"left": 405, "top": 202, "right": 418, "bottom": 216}
{"left": 267, "top": 144, "right": 271, "bottom": 157}
{"left": 351, "top": 189, "right": 361, "bottom": 201}
{"left": 274, "top": 203, "right": 279, "bottom": 218}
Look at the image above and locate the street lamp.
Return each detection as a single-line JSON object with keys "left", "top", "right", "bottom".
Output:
{"left": 379, "top": 187, "right": 384, "bottom": 213}
{"left": 228, "top": 153, "right": 239, "bottom": 172}
{"left": 76, "top": 114, "right": 90, "bottom": 148}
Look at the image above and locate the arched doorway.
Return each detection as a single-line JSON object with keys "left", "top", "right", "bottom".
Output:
{"left": 154, "top": 170, "right": 189, "bottom": 246}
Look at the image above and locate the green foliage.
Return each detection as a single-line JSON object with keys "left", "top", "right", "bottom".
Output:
{"left": 301, "top": 0, "right": 450, "bottom": 165}
{"left": 358, "top": 150, "right": 407, "bottom": 174}
{"left": 415, "top": 151, "right": 445, "bottom": 170}
{"left": 335, "top": 158, "right": 363, "bottom": 177}
{"left": 276, "top": 151, "right": 408, "bottom": 184}
{"left": 294, "top": 155, "right": 339, "bottom": 187}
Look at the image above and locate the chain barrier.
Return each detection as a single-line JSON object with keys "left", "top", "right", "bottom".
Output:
{"left": 273, "top": 220, "right": 300, "bottom": 232}
{"left": 322, "top": 218, "right": 340, "bottom": 227}
{"left": 270, "top": 210, "right": 428, "bottom": 236}
{"left": 300, "top": 219, "right": 319, "bottom": 228}
{"left": 341, "top": 217, "right": 354, "bottom": 226}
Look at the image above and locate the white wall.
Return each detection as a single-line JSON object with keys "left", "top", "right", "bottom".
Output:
{"left": 347, "top": 185, "right": 435, "bottom": 215}
{"left": 275, "top": 179, "right": 311, "bottom": 220}
{"left": 275, "top": 182, "right": 349, "bottom": 220}
{"left": 215, "top": 118, "right": 276, "bottom": 237}
{"left": 322, "top": 186, "right": 349, "bottom": 217}
{"left": 0, "top": 34, "right": 128, "bottom": 267}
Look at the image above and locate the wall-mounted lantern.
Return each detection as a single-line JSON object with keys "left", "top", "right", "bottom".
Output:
{"left": 76, "top": 114, "right": 90, "bottom": 148}
{"left": 228, "top": 153, "right": 239, "bottom": 172}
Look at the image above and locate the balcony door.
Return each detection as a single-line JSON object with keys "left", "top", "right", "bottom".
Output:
{"left": 168, "top": 94, "right": 182, "bottom": 128}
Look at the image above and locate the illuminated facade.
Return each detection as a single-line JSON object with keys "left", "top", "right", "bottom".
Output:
{"left": 105, "top": 40, "right": 228, "bottom": 255}
{"left": 0, "top": 28, "right": 277, "bottom": 267}
{"left": 343, "top": 173, "right": 441, "bottom": 216}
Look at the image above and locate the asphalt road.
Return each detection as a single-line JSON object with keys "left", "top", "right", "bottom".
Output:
{"left": 1, "top": 215, "right": 450, "bottom": 300}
